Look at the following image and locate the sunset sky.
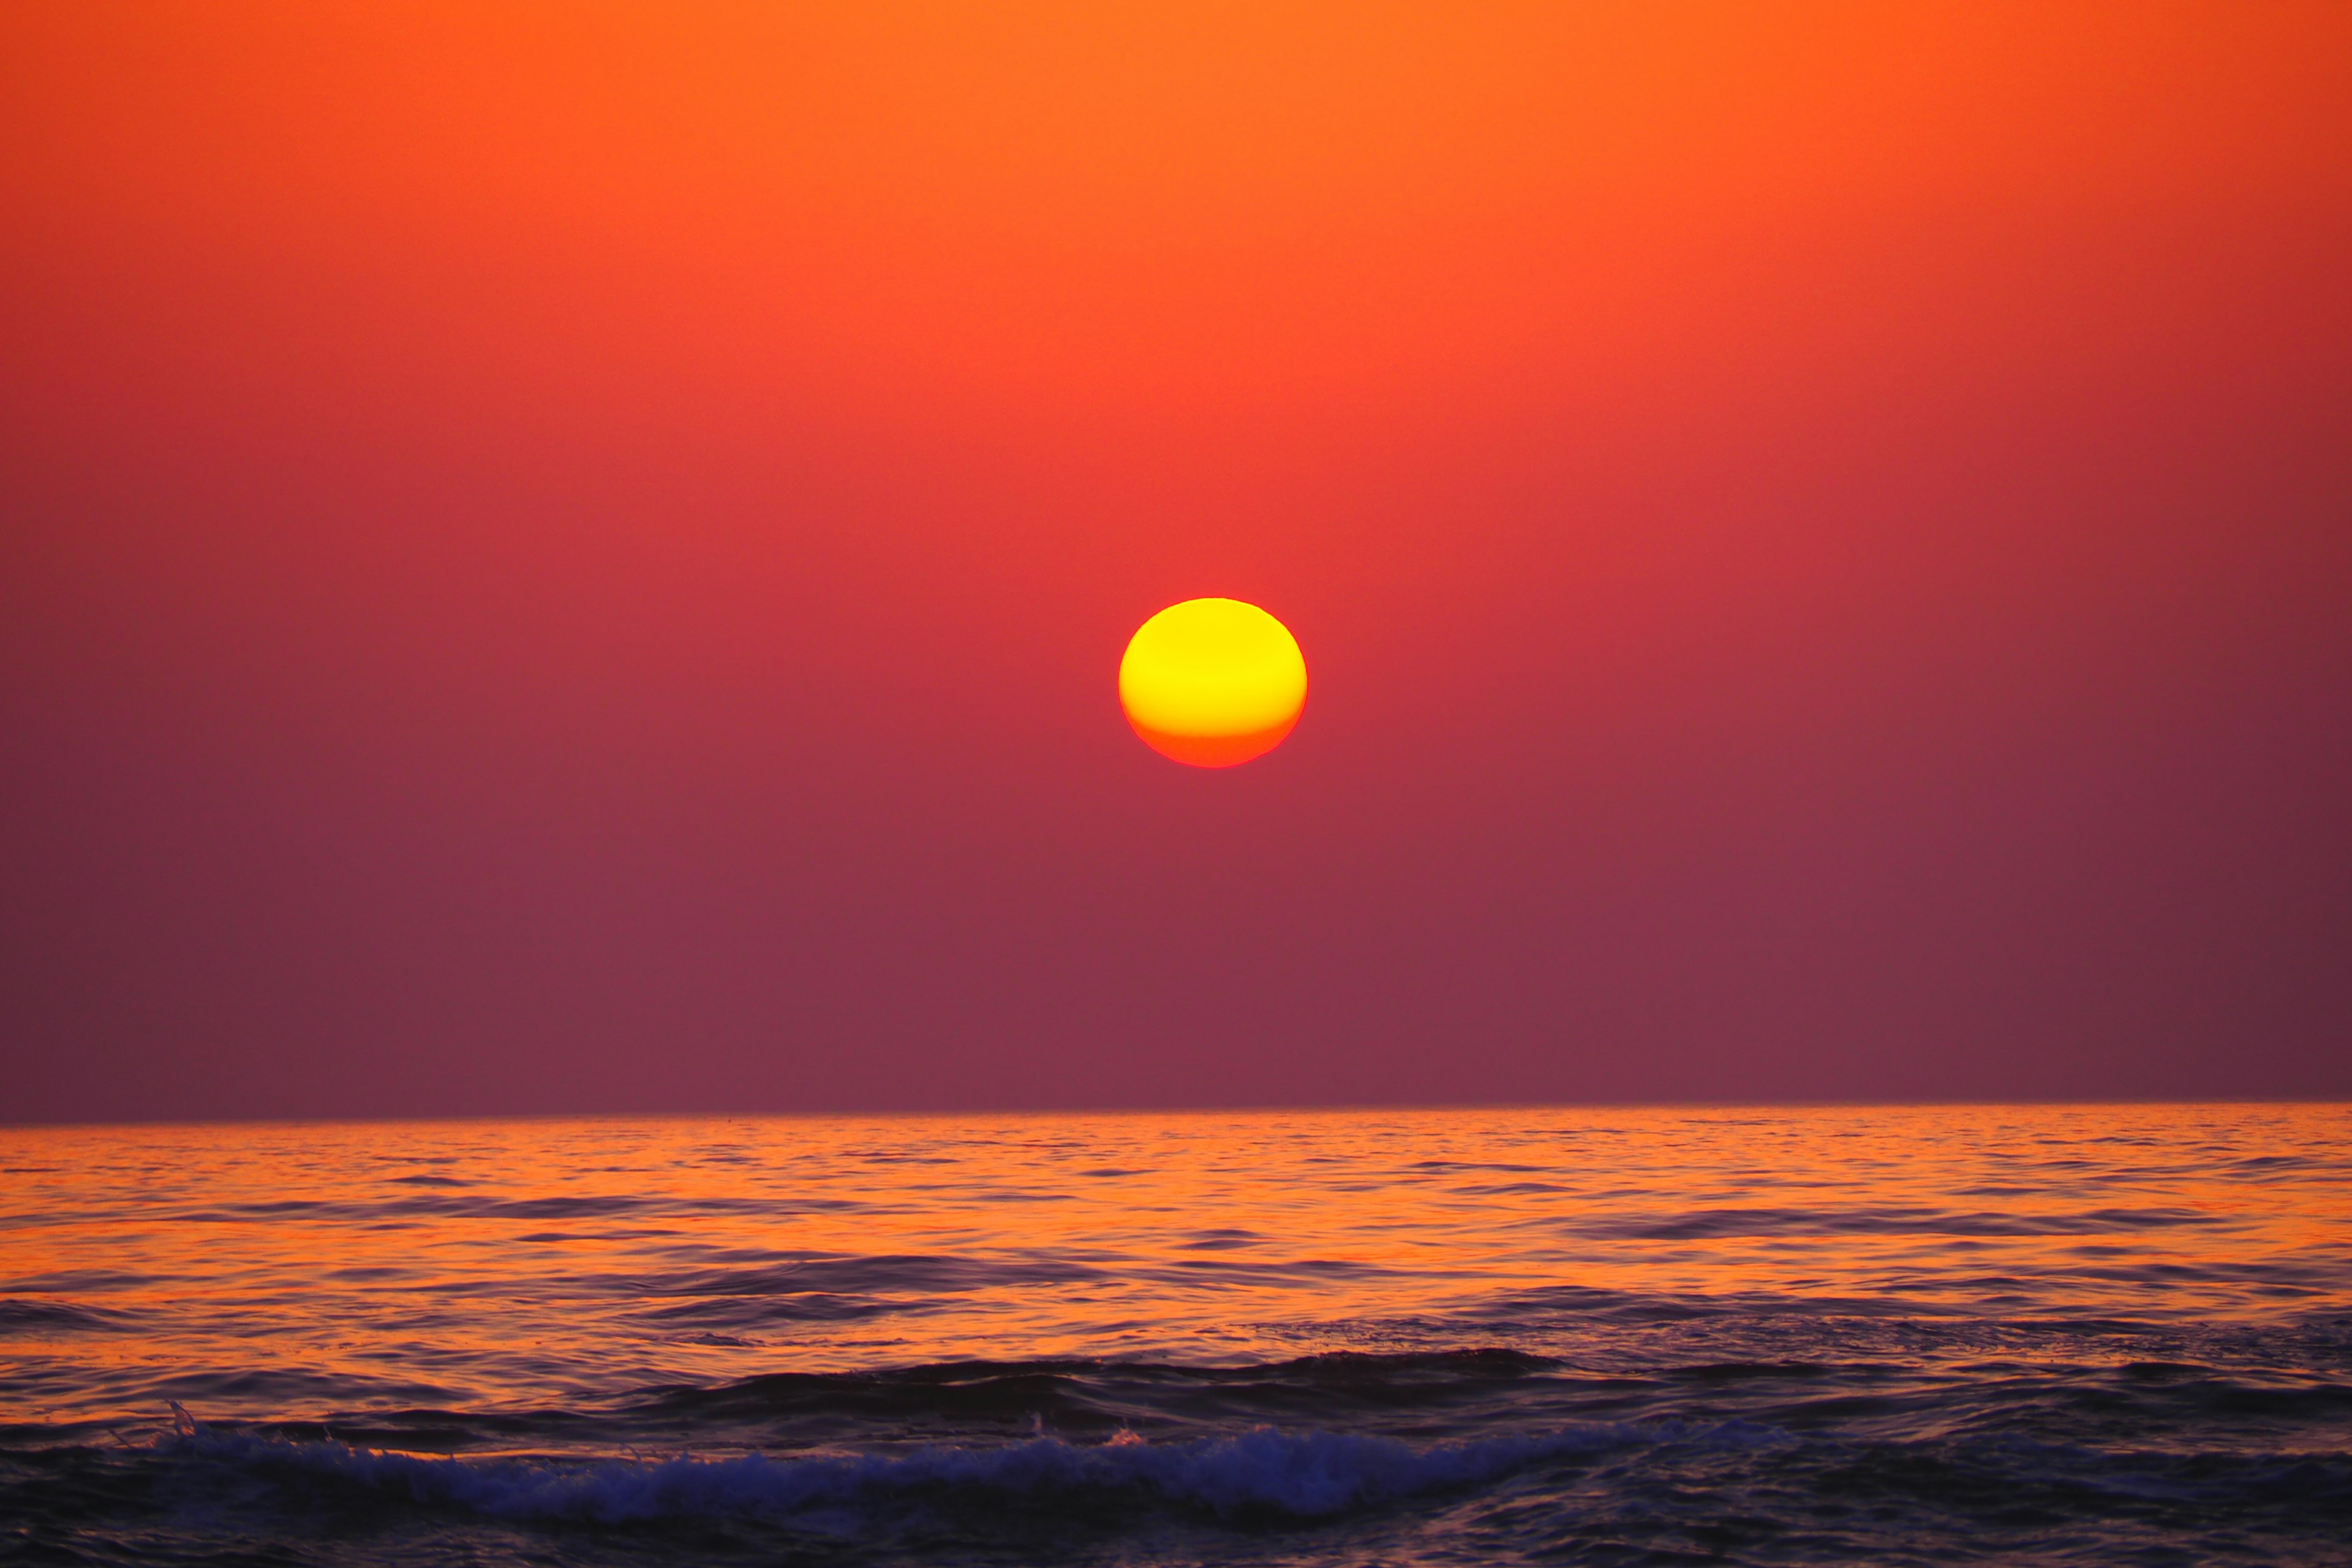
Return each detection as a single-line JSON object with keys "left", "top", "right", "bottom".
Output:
{"left": 4, "top": 2, "right": 2347, "bottom": 1121}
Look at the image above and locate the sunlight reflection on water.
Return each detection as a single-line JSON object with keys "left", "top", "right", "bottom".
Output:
{"left": 4, "top": 1103, "right": 2345, "bottom": 1422}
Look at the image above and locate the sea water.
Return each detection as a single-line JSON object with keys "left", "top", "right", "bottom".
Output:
{"left": 2, "top": 1104, "right": 2347, "bottom": 1564}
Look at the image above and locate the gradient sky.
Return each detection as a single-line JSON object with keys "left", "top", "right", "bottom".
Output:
{"left": 4, "top": 2, "right": 2348, "bottom": 1122}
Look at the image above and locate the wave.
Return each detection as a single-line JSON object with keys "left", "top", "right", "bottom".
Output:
{"left": 0, "top": 1298, "right": 132, "bottom": 1335}
{"left": 1555, "top": 1204, "right": 2222, "bottom": 1240}
{"left": 616, "top": 1346, "right": 1564, "bottom": 1431}
{"left": 175, "top": 1419, "right": 1742, "bottom": 1523}
{"left": 116, "top": 1413, "right": 2352, "bottom": 1547}
{"left": 641, "top": 1253, "right": 1108, "bottom": 1297}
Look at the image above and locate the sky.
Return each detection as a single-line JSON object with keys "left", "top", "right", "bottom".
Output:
{"left": 4, "top": 2, "right": 2348, "bottom": 1123}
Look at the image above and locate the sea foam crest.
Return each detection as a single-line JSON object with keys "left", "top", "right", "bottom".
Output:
{"left": 188, "top": 1422, "right": 1772, "bottom": 1522}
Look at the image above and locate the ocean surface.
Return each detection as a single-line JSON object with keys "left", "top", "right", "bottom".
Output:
{"left": 2, "top": 1104, "right": 2348, "bottom": 1566}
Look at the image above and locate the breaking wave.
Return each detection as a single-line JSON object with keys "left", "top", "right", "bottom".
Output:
{"left": 178, "top": 1420, "right": 1722, "bottom": 1523}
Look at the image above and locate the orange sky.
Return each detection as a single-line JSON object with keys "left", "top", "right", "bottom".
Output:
{"left": 12, "top": 4, "right": 2348, "bottom": 417}
{"left": 3, "top": 3, "right": 2348, "bottom": 1118}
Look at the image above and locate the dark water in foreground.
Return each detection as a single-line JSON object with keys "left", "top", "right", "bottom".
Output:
{"left": 2, "top": 1105, "right": 2348, "bottom": 1566}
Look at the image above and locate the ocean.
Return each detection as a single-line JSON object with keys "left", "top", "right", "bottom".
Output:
{"left": 2, "top": 1104, "right": 2347, "bottom": 1565}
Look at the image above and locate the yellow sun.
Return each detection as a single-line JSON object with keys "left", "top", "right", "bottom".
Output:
{"left": 1118, "top": 598, "right": 1306, "bottom": 767}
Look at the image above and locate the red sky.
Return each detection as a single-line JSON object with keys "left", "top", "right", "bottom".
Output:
{"left": 4, "top": 2, "right": 2348, "bottom": 1121}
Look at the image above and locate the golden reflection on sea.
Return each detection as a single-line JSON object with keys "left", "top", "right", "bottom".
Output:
{"left": 2, "top": 1104, "right": 2346, "bottom": 1423}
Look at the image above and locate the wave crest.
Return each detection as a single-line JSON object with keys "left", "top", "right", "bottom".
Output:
{"left": 188, "top": 1420, "right": 1738, "bottom": 1522}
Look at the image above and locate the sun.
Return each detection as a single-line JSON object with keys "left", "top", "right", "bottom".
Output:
{"left": 1119, "top": 598, "right": 1306, "bottom": 767}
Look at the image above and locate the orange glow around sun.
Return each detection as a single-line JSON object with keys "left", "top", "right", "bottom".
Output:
{"left": 1119, "top": 599, "right": 1306, "bottom": 768}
